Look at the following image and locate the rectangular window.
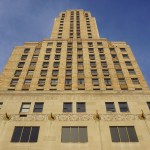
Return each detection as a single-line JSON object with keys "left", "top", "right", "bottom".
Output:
{"left": 118, "top": 102, "right": 129, "bottom": 112}
{"left": 0, "top": 102, "right": 3, "bottom": 109}
{"left": 147, "top": 102, "right": 150, "bottom": 110}
{"left": 38, "top": 79, "right": 45, "bottom": 86}
{"left": 46, "top": 48, "right": 51, "bottom": 53}
{"left": 24, "top": 79, "right": 31, "bottom": 85}
{"left": 128, "top": 69, "right": 136, "bottom": 75}
{"left": 104, "top": 78, "right": 111, "bottom": 86}
{"left": 18, "top": 62, "right": 25, "bottom": 68}
{"left": 34, "top": 48, "right": 40, "bottom": 53}
{"left": 131, "top": 78, "right": 140, "bottom": 84}
{"left": 97, "top": 42, "right": 102, "bottom": 46}
{"left": 52, "top": 70, "right": 59, "bottom": 76}
{"left": 14, "top": 70, "right": 22, "bottom": 77}
{"left": 63, "top": 102, "right": 72, "bottom": 112}
{"left": 65, "top": 79, "right": 72, "bottom": 85}
{"left": 42, "top": 62, "right": 49, "bottom": 68}
{"left": 53, "top": 62, "right": 60, "bottom": 68}
{"left": 88, "top": 42, "right": 93, "bottom": 47}
{"left": 47, "top": 42, "right": 53, "bottom": 46}
{"left": 33, "top": 102, "right": 44, "bottom": 112}
{"left": 123, "top": 54, "right": 129, "bottom": 59}
{"left": 27, "top": 70, "right": 34, "bottom": 76}
{"left": 44, "top": 55, "right": 50, "bottom": 60}
{"left": 116, "top": 69, "right": 123, "bottom": 74}
{"left": 76, "top": 102, "right": 86, "bottom": 112}
{"left": 30, "top": 62, "right": 36, "bottom": 67}
{"left": 105, "top": 102, "right": 116, "bottom": 112}
{"left": 125, "top": 61, "right": 132, "bottom": 66}
{"left": 11, "top": 126, "right": 40, "bottom": 142}
{"left": 101, "top": 62, "right": 107, "bottom": 68}
{"left": 110, "top": 126, "right": 138, "bottom": 142}
{"left": 40, "top": 70, "right": 47, "bottom": 76}
{"left": 66, "top": 70, "right": 72, "bottom": 75}
{"left": 90, "top": 62, "right": 96, "bottom": 68}
{"left": 51, "top": 79, "right": 58, "bottom": 86}
{"left": 118, "top": 78, "right": 126, "bottom": 85}
{"left": 61, "top": 126, "right": 88, "bottom": 143}
{"left": 10, "top": 79, "right": 18, "bottom": 86}
{"left": 21, "top": 55, "right": 28, "bottom": 60}
{"left": 120, "top": 48, "right": 126, "bottom": 52}
{"left": 78, "top": 79, "right": 84, "bottom": 85}
{"left": 92, "top": 79, "right": 99, "bottom": 86}
{"left": 20, "top": 103, "right": 31, "bottom": 113}
{"left": 24, "top": 48, "right": 30, "bottom": 53}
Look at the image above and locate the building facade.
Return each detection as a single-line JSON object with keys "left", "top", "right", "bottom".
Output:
{"left": 0, "top": 9, "right": 150, "bottom": 150}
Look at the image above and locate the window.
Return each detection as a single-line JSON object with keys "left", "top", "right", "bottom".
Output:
{"left": 101, "top": 62, "right": 107, "bottom": 68}
{"left": 14, "top": 70, "right": 22, "bottom": 77}
{"left": 128, "top": 69, "right": 136, "bottom": 75}
{"left": 52, "top": 70, "right": 59, "bottom": 76}
{"left": 55, "top": 55, "right": 60, "bottom": 60}
{"left": 18, "top": 62, "right": 25, "bottom": 68}
{"left": 100, "top": 54, "right": 105, "bottom": 60}
{"left": 90, "top": 62, "right": 96, "bottom": 68}
{"left": 46, "top": 48, "right": 51, "bottom": 53}
{"left": 47, "top": 42, "right": 53, "bottom": 46}
{"left": 111, "top": 54, "right": 117, "bottom": 59}
{"left": 131, "top": 78, "right": 140, "bottom": 84}
{"left": 0, "top": 102, "right": 3, "bottom": 109}
{"left": 118, "top": 78, "right": 126, "bottom": 84}
{"left": 104, "top": 78, "right": 111, "bottom": 86}
{"left": 65, "top": 79, "right": 72, "bottom": 85}
{"left": 33, "top": 102, "right": 44, "bottom": 112}
{"left": 88, "top": 42, "right": 93, "bottom": 47}
{"left": 78, "top": 69, "right": 84, "bottom": 75}
{"left": 11, "top": 126, "right": 39, "bottom": 142}
{"left": 44, "top": 55, "right": 50, "bottom": 60}
{"left": 97, "top": 42, "right": 102, "bottom": 46}
{"left": 56, "top": 48, "right": 61, "bottom": 53}
{"left": 116, "top": 69, "right": 123, "bottom": 74}
{"left": 110, "top": 126, "right": 138, "bottom": 142}
{"left": 78, "top": 62, "right": 83, "bottom": 67}
{"left": 63, "top": 102, "right": 72, "bottom": 112}
{"left": 123, "top": 54, "right": 129, "bottom": 59}
{"left": 27, "top": 70, "right": 34, "bottom": 76}
{"left": 66, "top": 70, "right": 72, "bottom": 75}
{"left": 61, "top": 126, "right": 88, "bottom": 143}
{"left": 34, "top": 48, "right": 40, "bottom": 53}
{"left": 67, "top": 55, "right": 72, "bottom": 60}
{"left": 118, "top": 102, "right": 129, "bottom": 112}
{"left": 24, "top": 48, "right": 30, "bottom": 53}
{"left": 42, "top": 62, "right": 49, "bottom": 68}
{"left": 53, "top": 62, "right": 60, "bottom": 68}
{"left": 24, "top": 79, "right": 31, "bottom": 85}
{"left": 105, "top": 102, "right": 116, "bottom": 112}
{"left": 21, "top": 55, "right": 27, "bottom": 60}
{"left": 40, "top": 70, "right": 47, "bottom": 76}
{"left": 92, "top": 79, "right": 99, "bottom": 86}
{"left": 77, "top": 102, "right": 86, "bottom": 112}
{"left": 103, "top": 69, "right": 109, "bottom": 76}
{"left": 30, "top": 62, "right": 36, "bottom": 67}
{"left": 20, "top": 103, "right": 31, "bottom": 113}
{"left": 120, "top": 48, "right": 126, "bottom": 52}
{"left": 88, "top": 48, "right": 94, "bottom": 53}
{"left": 66, "top": 62, "right": 72, "bottom": 68}
{"left": 147, "top": 102, "right": 150, "bottom": 110}
{"left": 57, "top": 42, "right": 62, "bottom": 47}
{"left": 125, "top": 61, "right": 132, "bottom": 66}
{"left": 38, "top": 79, "right": 45, "bottom": 86}
{"left": 51, "top": 79, "right": 58, "bottom": 86}
{"left": 91, "top": 70, "right": 98, "bottom": 76}
{"left": 78, "top": 79, "right": 84, "bottom": 85}
{"left": 109, "top": 48, "right": 115, "bottom": 52}
{"left": 114, "top": 61, "right": 120, "bottom": 67}
{"left": 89, "top": 54, "right": 95, "bottom": 60}
{"left": 10, "top": 79, "right": 18, "bottom": 86}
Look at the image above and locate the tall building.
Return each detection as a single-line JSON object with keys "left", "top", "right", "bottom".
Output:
{"left": 0, "top": 9, "right": 150, "bottom": 150}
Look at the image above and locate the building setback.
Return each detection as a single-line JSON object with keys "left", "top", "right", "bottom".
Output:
{"left": 0, "top": 9, "right": 150, "bottom": 150}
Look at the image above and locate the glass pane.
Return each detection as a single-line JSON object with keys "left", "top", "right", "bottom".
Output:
{"left": 34, "top": 108, "right": 42, "bottom": 112}
{"left": 71, "top": 127, "right": 78, "bottom": 142}
{"left": 11, "top": 127, "right": 22, "bottom": 142}
{"left": 22, "top": 103, "right": 30, "bottom": 108}
{"left": 106, "top": 103, "right": 115, "bottom": 112}
{"left": 118, "top": 127, "right": 129, "bottom": 142}
{"left": 77, "top": 103, "right": 85, "bottom": 112}
{"left": 79, "top": 127, "right": 88, "bottom": 142}
{"left": 63, "top": 103, "right": 72, "bottom": 112}
{"left": 61, "top": 127, "right": 70, "bottom": 142}
{"left": 119, "top": 102, "right": 129, "bottom": 112}
{"left": 20, "top": 127, "right": 31, "bottom": 142}
{"left": 21, "top": 108, "right": 29, "bottom": 113}
{"left": 127, "top": 126, "right": 138, "bottom": 142}
{"left": 29, "top": 127, "right": 40, "bottom": 142}
{"left": 110, "top": 127, "right": 120, "bottom": 142}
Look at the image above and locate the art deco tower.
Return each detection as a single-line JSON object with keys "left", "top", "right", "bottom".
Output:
{"left": 0, "top": 10, "right": 150, "bottom": 150}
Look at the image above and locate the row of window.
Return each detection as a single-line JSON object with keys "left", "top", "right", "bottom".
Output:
{"left": 11, "top": 126, "right": 138, "bottom": 143}
{"left": 1, "top": 101, "right": 150, "bottom": 113}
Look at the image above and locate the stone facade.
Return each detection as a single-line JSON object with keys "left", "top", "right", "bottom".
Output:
{"left": 0, "top": 9, "right": 150, "bottom": 150}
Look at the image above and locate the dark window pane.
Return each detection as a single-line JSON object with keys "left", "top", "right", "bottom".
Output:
{"left": 33, "top": 102, "right": 44, "bottom": 112}
{"left": 147, "top": 102, "right": 150, "bottom": 110}
{"left": 61, "top": 127, "right": 70, "bottom": 142}
{"left": 71, "top": 127, "right": 78, "bottom": 142}
{"left": 11, "top": 127, "right": 22, "bottom": 142}
{"left": 79, "top": 127, "right": 88, "bottom": 142}
{"left": 127, "top": 126, "right": 138, "bottom": 142}
{"left": 29, "top": 127, "right": 40, "bottom": 142}
{"left": 106, "top": 102, "right": 116, "bottom": 112}
{"left": 119, "top": 102, "right": 129, "bottom": 112}
{"left": 77, "top": 102, "right": 86, "bottom": 112}
{"left": 118, "top": 127, "right": 129, "bottom": 142}
{"left": 110, "top": 127, "right": 120, "bottom": 142}
{"left": 20, "top": 127, "right": 31, "bottom": 142}
{"left": 63, "top": 103, "right": 72, "bottom": 112}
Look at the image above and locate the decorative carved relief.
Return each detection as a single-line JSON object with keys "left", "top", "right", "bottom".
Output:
{"left": 0, "top": 113, "right": 149, "bottom": 122}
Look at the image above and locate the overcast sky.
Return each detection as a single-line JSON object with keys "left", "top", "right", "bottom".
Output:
{"left": 0, "top": 0, "right": 150, "bottom": 87}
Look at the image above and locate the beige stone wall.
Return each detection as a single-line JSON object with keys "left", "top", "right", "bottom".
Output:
{"left": 0, "top": 90, "right": 150, "bottom": 150}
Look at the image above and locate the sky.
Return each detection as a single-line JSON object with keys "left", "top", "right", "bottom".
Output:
{"left": 0, "top": 0, "right": 150, "bottom": 87}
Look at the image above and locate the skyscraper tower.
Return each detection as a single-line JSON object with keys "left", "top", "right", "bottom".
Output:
{"left": 0, "top": 10, "right": 150, "bottom": 150}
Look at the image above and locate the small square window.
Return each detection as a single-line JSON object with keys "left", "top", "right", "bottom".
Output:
{"left": 105, "top": 102, "right": 116, "bottom": 112}
{"left": 42, "top": 62, "right": 49, "bottom": 68}
{"left": 47, "top": 42, "right": 53, "bottom": 46}
{"left": 97, "top": 42, "right": 102, "bottom": 46}
{"left": 78, "top": 79, "right": 84, "bottom": 85}
{"left": 38, "top": 79, "right": 45, "bottom": 86}
{"left": 63, "top": 102, "right": 72, "bottom": 112}
{"left": 92, "top": 79, "right": 99, "bottom": 86}
{"left": 27, "top": 70, "right": 34, "bottom": 76}
{"left": 51, "top": 79, "right": 58, "bottom": 86}
{"left": 131, "top": 78, "right": 140, "bottom": 84}
{"left": 118, "top": 102, "right": 129, "bottom": 112}
{"left": 24, "top": 48, "right": 30, "bottom": 53}
{"left": 21, "top": 55, "right": 28, "bottom": 60}
{"left": 14, "top": 70, "right": 22, "bottom": 77}
{"left": 128, "top": 69, "right": 136, "bottom": 75}
{"left": 20, "top": 103, "right": 31, "bottom": 113}
{"left": 104, "top": 78, "right": 111, "bottom": 86}
{"left": 24, "top": 79, "right": 31, "bottom": 85}
{"left": 40, "top": 70, "right": 47, "bottom": 76}
{"left": 18, "top": 62, "right": 25, "bottom": 68}
{"left": 46, "top": 48, "right": 52, "bottom": 53}
{"left": 76, "top": 102, "right": 86, "bottom": 112}
{"left": 120, "top": 48, "right": 126, "bottom": 52}
{"left": 125, "top": 61, "right": 132, "bottom": 66}
{"left": 10, "top": 79, "right": 18, "bottom": 86}
{"left": 44, "top": 55, "right": 50, "bottom": 60}
{"left": 52, "top": 70, "right": 59, "bottom": 76}
{"left": 33, "top": 102, "right": 44, "bottom": 112}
